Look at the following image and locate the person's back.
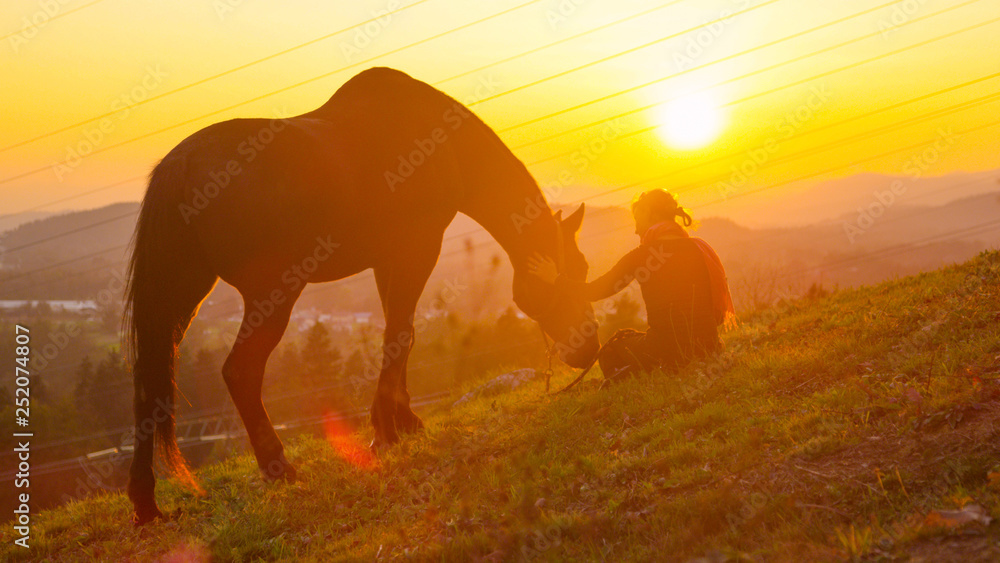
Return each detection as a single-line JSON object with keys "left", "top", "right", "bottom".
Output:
{"left": 638, "top": 237, "right": 721, "bottom": 366}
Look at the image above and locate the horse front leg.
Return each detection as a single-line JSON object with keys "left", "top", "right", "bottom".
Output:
{"left": 369, "top": 320, "right": 422, "bottom": 447}
{"left": 370, "top": 247, "right": 439, "bottom": 448}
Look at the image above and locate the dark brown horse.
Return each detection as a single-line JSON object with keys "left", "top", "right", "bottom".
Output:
{"left": 123, "top": 67, "right": 600, "bottom": 524}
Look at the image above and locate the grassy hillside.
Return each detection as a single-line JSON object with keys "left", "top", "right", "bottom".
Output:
{"left": 4, "top": 250, "right": 1000, "bottom": 562}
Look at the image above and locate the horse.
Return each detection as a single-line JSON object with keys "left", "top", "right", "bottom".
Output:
{"left": 123, "top": 67, "right": 600, "bottom": 524}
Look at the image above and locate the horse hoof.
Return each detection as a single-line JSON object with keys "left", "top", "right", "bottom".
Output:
{"left": 396, "top": 410, "right": 424, "bottom": 434}
{"left": 262, "top": 458, "right": 297, "bottom": 483}
{"left": 132, "top": 505, "right": 164, "bottom": 527}
{"left": 368, "top": 437, "right": 394, "bottom": 455}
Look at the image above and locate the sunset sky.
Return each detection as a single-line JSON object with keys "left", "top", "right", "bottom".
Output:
{"left": 1, "top": 0, "right": 998, "bottom": 217}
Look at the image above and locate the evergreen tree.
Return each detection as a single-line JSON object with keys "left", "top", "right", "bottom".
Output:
{"left": 73, "top": 355, "right": 97, "bottom": 417}
{"left": 301, "top": 322, "right": 342, "bottom": 386}
{"left": 93, "top": 349, "right": 131, "bottom": 431}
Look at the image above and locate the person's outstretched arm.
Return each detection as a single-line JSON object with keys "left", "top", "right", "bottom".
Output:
{"left": 527, "top": 249, "right": 641, "bottom": 302}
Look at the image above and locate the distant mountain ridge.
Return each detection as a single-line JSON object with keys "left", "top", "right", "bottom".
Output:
{"left": 2, "top": 184, "right": 998, "bottom": 312}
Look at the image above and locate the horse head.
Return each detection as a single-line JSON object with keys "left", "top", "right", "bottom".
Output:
{"left": 513, "top": 203, "right": 600, "bottom": 368}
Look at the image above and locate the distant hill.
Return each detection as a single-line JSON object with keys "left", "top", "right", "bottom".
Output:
{"left": 0, "top": 202, "right": 137, "bottom": 266}
{"left": 673, "top": 169, "right": 1000, "bottom": 229}
{"left": 0, "top": 210, "right": 56, "bottom": 234}
{"left": 2, "top": 188, "right": 998, "bottom": 313}
{"left": 0, "top": 203, "right": 138, "bottom": 301}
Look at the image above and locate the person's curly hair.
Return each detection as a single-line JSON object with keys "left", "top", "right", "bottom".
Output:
{"left": 630, "top": 189, "right": 693, "bottom": 227}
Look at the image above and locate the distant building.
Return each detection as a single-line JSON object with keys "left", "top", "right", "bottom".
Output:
{"left": 0, "top": 300, "right": 98, "bottom": 314}
{"left": 292, "top": 310, "right": 375, "bottom": 332}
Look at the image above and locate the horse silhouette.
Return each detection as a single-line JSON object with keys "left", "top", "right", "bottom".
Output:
{"left": 124, "top": 67, "right": 600, "bottom": 524}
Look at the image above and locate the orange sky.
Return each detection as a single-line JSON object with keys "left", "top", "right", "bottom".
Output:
{"left": 1, "top": 0, "right": 998, "bottom": 216}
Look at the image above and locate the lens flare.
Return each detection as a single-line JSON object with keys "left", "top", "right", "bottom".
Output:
{"left": 323, "top": 410, "right": 377, "bottom": 470}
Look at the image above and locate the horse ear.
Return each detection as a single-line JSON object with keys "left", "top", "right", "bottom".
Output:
{"left": 552, "top": 209, "right": 563, "bottom": 222}
{"left": 562, "top": 203, "right": 585, "bottom": 233}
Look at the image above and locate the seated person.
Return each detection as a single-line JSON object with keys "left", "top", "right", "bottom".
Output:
{"left": 528, "top": 189, "right": 735, "bottom": 379}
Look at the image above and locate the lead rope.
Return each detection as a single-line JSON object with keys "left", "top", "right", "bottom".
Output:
{"left": 553, "top": 329, "right": 632, "bottom": 394}
{"left": 538, "top": 325, "right": 554, "bottom": 393}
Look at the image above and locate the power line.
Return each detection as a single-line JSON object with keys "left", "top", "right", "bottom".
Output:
{"left": 569, "top": 101, "right": 1000, "bottom": 207}
{"left": 469, "top": 0, "right": 784, "bottom": 108}
{"left": 15, "top": 175, "right": 146, "bottom": 214}
{"left": 5, "top": 92, "right": 997, "bottom": 303}
{"left": 0, "top": 0, "right": 108, "bottom": 42}
{"left": 525, "top": 2, "right": 994, "bottom": 165}
{"left": 6, "top": 0, "right": 682, "bottom": 213}
{"left": 1, "top": 244, "right": 126, "bottom": 283}
{"left": 719, "top": 174, "right": 1000, "bottom": 254}
{"left": 6, "top": 0, "right": 987, "bottom": 210}
{"left": 435, "top": 0, "right": 687, "bottom": 87}
{"left": 0, "top": 0, "right": 777, "bottom": 185}
{"left": 2, "top": 209, "right": 138, "bottom": 254}
{"left": 0, "top": 0, "right": 437, "bottom": 152}
{"left": 519, "top": 117, "right": 1000, "bottom": 268}
{"left": 506, "top": 0, "right": 984, "bottom": 149}
{"left": 5, "top": 1, "right": 991, "bottom": 253}
{"left": 3, "top": 7, "right": 996, "bottom": 299}
{"left": 9, "top": 65, "right": 995, "bottom": 264}
{"left": 0, "top": 0, "right": 551, "bottom": 180}
{"left": 1, "top": 0, "right": 971, "bottom": 201}
{"left": 5, "top": 88, "right": 996, "bottom": 304}
{"left": 696, "top": 118, "right": 1000, "bottom": 209}
{"left": 543, "top": 71, "right": 1000, "bottom": 190}
{"left": 777, "top": 218, "right": 1000, "bottom": 282}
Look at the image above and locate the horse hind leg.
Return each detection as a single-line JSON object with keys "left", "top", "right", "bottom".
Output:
{"left": 223, "top": 288, "right": 300, "bottom": 481}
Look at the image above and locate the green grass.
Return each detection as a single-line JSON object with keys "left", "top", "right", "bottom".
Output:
{"left": 5, "top": 250, "right": 1000, "bottom": 562}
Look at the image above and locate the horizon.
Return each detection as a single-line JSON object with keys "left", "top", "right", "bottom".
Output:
{"left": 2, "top": 166, "right": 997, "bottom": 232}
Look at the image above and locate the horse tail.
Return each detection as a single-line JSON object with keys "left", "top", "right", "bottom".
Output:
{"left": 124, "top": 154, "right": 216, "bottom": 494}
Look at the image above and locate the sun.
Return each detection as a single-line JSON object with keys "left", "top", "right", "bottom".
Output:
{"left": 655, "top": 94, "right": 725, "bottom": 150}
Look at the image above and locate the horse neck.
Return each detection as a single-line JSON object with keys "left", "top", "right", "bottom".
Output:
{"left": 459, "top": 170, "right": 558, "bottom": 269}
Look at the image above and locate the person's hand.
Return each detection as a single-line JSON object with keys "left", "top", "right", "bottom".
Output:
{"left": 526, "top": 252, "right": 559, "bottom": 285}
